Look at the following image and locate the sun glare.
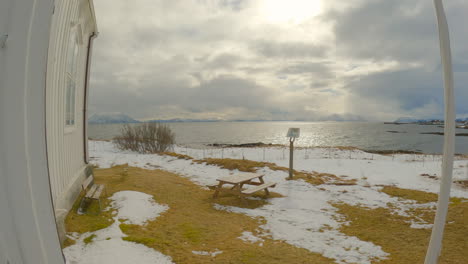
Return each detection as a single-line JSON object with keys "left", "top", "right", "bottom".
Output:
{"left": 261, "top": 0, "right": 323, "bottom": 24}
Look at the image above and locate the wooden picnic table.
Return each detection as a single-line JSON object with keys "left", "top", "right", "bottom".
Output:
{"left": 212, "top": 173, "right": 276, "bottom": 200}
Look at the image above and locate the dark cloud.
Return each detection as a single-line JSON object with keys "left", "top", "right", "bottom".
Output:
{"left": 329, "top": 0, "right": 439, "bottom": 62}
{"left": 345, "top": 69, "right": 443, "bottom": 111}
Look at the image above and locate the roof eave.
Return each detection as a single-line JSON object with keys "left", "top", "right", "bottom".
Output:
{"left": 88, "top": 0, "right": 98, "bottom": 34}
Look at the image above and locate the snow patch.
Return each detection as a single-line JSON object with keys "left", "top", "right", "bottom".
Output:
{"left": 64, "top": 236, "right": 173, "bottom": 264}
{"left": 192, "top": 250, "right": 223, "bottom": 257}
{"left": 110, "top": 191, "right": 168, "bottom": 225}
{"left": 64, "top": 191, "right": 172, "bottom": 264}
{"left": 239, "top": 231, "right": 264, "bottom": 245}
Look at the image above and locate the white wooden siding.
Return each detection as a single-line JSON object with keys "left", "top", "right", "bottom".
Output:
{"left": 46, "top": 0, "right": 96, "bottom": 210}
{"left": 0, "top": 0, "right": 66, "bottom": 262}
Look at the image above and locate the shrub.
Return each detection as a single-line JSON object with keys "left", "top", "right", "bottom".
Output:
{"left": 113, "top": 123, "right": 175, "bottom": 153}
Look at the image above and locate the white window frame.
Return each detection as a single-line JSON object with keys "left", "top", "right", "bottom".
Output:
{"left": 64, "top": 24, "right": 83, "bottom": 132}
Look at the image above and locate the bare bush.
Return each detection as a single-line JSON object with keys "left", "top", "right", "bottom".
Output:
{"left": 113, "top": 123, "right": 175, "bottom": 153}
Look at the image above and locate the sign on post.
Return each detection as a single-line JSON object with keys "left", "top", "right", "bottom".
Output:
{"left": 287, "top": 128, "right": 300, "bottom": 179}
{"left": 287, "top": 128, "right": 300, "bottom": 139}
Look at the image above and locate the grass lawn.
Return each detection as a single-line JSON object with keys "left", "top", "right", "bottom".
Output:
{"left": 65, "top": 163, "right": 468, "bottom": 264}
{"left": 334, "top": 200, "right": 468, "bottom": 264}
{"left": 65, "top": 164, "right": 333, "bottom": 264}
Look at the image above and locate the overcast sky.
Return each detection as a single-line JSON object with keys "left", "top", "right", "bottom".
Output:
{"left": 89, "top": 0, "right": 468, "bottom": 121}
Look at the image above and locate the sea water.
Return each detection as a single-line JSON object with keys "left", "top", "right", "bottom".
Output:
{"left": 88, "top": 121, "right": 468, "bottom": 154}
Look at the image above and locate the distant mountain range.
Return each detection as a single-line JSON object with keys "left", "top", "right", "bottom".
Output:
{"left": 146, "top": 118, "right": 220, "bottom": 123}
{"left": 88, "top": 112, "right": 140, "bottom": 124}
{"left": 390, "top": 117, "right": 468, "bottom": 124}
{"left": 393, "top": 117, "right": 440, "bottom": 123}
{"left": 88, "top": 112, "right": 468, "bottom": 125}
{"left": 88, "top": 113, "right": 224, "bottom": 124}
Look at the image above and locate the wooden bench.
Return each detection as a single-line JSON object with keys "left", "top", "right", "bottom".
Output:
{"left": 79, "top": 174, "right": 105, "bottom": 213}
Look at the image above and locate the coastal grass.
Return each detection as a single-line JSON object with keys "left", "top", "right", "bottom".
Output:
{"left": 194, "top": 158, "right": 283, "bottom": 173}
{"left": 454, "top": 179, "right": 468, "bottom": 188}
{"left": 83, "top": 234, "right": 97, "bottom": 245}
{"left": 380, "top": 186, "right": 439, "bottom": 204}
{"left": 293, "top": 171, "right": 357, "bottom": 186}
{"left": 62, "top": 237, "right": 76, "bottom": 248}
{"left": 195, "top": 157, "right": 357, "bottom": 186}
{"left": 214, "top": 190, "right": 285, "bottom": 209}
{"left": 380, "top": 186, "right": 467, "bottom": 204}
{"left": 161, "top": 152, "right": 193, "bottom": 160}
{"left": 333, "top": 200, "right": 468, "bottom": 264}
{"left": 64, "top": 165, "right": 333, "bottom": 264}
{"left": 65, "top": 192, "right": 115, "bottom": 234}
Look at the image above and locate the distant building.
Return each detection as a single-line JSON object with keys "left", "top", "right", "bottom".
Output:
{"left": 45, "top": 0, "right": 98, "bottom": 242}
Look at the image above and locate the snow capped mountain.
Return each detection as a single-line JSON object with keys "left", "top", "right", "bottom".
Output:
{"left": 88, "top": 112, "right": 140, "bottom": 124}
{"left": 393, "top": 116, "right": 468, "bottom": 124}
{"left": 393, "top": 117, "right": 424, "bottom": 123}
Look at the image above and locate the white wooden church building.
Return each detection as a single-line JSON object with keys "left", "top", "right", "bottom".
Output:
{"left": 46, "top": 0, "right": 97, "bottom": 230}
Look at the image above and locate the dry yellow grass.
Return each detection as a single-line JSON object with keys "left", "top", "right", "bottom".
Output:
{"left": 65, "top": 193, "right": 115, "bottom": 234}
{"left": 214, "top": 190, "right": 285, "bottom": 209}
{"left": 293, "top": 171, "right": 357, "bottom": 186}
{"left": 380, "top": 186, "right": 467, "bottom": 205}
{"left": 195, "top": 158, "right": 357, "bottom": 186}
{"left": 62, "top": 237, "right": 76, "bottom": 248}
{"left": 454, "top": 179, "right": 468, "bottom": 188}
{"left": 83, "top": 234, "right": 97, "bottom": 244}
{"left": 161, "top": 152, "right": 193, "bottom": 160}
{"left": 333, "top": 199, "right": 468, "bottom": 264}
{"left": 380, "top": 186, "right": 439, "bottom": 204}
{"left": 64, "top": 165, "right": 333, "bottom": 264}
{"left": 194, "top": 158, "right": 281, "bottom": 173}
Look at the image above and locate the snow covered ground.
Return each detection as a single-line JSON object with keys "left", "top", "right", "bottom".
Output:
{"left": 86, "top": 140, "right": 468, "bottom": 264}
{"left": 64, "top": 191, "right": 173, "bottom": 264}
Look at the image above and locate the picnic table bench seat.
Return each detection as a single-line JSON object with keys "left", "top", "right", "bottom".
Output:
{"left": 241, "top": 182, "right": 277, "bottom": 195}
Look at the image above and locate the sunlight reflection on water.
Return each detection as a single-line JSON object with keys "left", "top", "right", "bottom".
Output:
{"left": 89, "top": 121, "right": 468, "bottom": 154}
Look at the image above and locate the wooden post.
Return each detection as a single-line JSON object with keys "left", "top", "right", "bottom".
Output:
{"left": 289, "top": 138, "right": 294, "bottom": 179}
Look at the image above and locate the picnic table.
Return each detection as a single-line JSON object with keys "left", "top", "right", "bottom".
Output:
{"left": 212, "top": 173, "right": 276, "bottom": 201}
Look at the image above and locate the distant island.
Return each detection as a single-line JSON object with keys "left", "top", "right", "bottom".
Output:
{"left": 88, "top": 113, "right": 226, "bottom": 124}
{"left": 88, "top": 112, "right": 140, "bottom": 124}
{"left": 385, "top": 117, "right": 468, "bottom": 128}
{"left": 146, "top": 118, "right": 221, "bottom": 123}
{"left": 88, "top": 112, "right": 365, "bottom": 124}
{"left": 89, "top": 112, "right": 468, "bottom": 127}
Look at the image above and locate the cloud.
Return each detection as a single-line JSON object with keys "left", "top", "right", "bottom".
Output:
{"left": 89, "top": 0, "right": 468, "bottom": 121}
{"left": 251, "top": 40, "right": 327, "bottom": 59}
{"left": 330, "top": 0, "right": 439, "bottom": 63}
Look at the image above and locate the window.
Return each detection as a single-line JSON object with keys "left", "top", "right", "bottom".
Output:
{"left": 65, "top": 27, "right": 80, "bottom": 126}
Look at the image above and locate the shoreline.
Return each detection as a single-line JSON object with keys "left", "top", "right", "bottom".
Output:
{"left": 88, "top": 139, "right": 468, "bottom": 157}
{"left": 88, "top": 122, "right": 468, "bottom": 154}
